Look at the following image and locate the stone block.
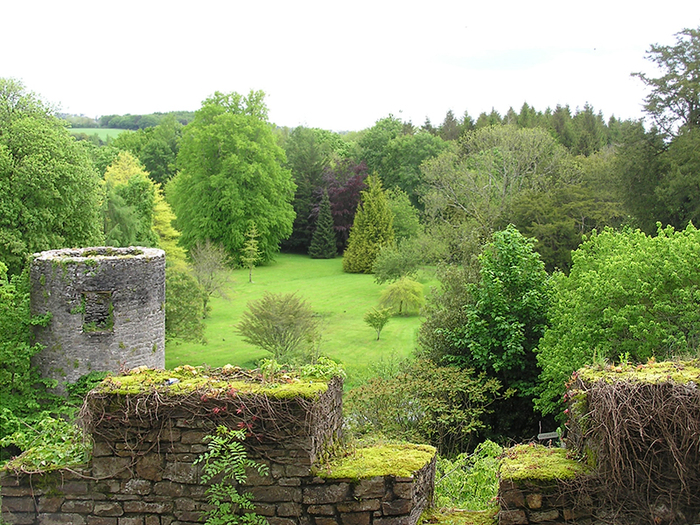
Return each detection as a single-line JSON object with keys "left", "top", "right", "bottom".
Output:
{"left": 253, "top": 503, "right": 278, "bottom": 517}
{"left": 180, "top": 431, "right": 207, "bottom": 445}
{"left": 277, "top": 502, "right": 303, "bottom": 517}
{"left": 3, "top": 513, "right": 36, "bottom": 525}
{"left": 162, "top": 462, "right": 197, "bottom": 484}
{"left": 278, "top": 477, "right": 302, "bottom": 487}
{"left": 526, "top": 493, "right": 543, "bottom": 509}
{"left": 154, "top": 481, "right": 185, "bottom": 497}
{"left": 60, "top": 499, "right": 94, "bottom": 513}
{"left": 92, "top": 457, "right": 133, "bottom": 479}
{"left": 373, "top": 516, "right": 413, "bottom": 525}
{"left": 499, "top": 488, "right": 525, "bottom": 509}
{"left": 285, "top": 464, "right": 311, "bottom": 477}
{"left": 145, "top": 516, "right": 160, "bottom": 525}
{"left": 248, "top": 486, "right": 302, "bottom": 503}
{"left": 308, "top": 504, "right": 336, "bottom": 515}
{"left": 498, "top": 509, "right": 528, "bottom": 525}
{"left": 336, "top": 499, "right": 381, "bottom": 513}
{"left": 340, "top": 512, "right": 370, "bottom": 525}
{"left": 94, "top": 502, "right": 124, "bottom": 517}
{"left": 38, "top": 513, "right": 86, "bottom": 524}
{"left": 391, "top": 482, "right": 413, "bottom": 500}
{"left": 303, "top": 483, "right": 349, "bottom": 504}
{"left": 313, "top": 519, "right": 339, "bottom": 525}
{"left": 2, "top": 497, "right": 35, "bottom": 513}
{"left": 529, "top": 509, "right": 559, "bottom": 522}
{"left": 268, "top": 518, "right": 298, "bottom": 525}
{"left": 136, "top": 455, "right": 164, "bottom": 481}
{"left": 86, "top": 518, "right": 118, "bottom": 525}
{"left": 123, "top": 500, "right": 173, "bottom": 514}
{"left": 353, "top": 477, "right": 385, "bottom": 499}
{"left": 122, "top": 479, "right": 152, "bottom": 495}
{"left": 93, "top": 442, "right": 114, "bottom": 457}
{"left": 117, "top": 518, "right": 144, "bottom": 525}
{"left": 381, "top": 499, "right": 412, "bottom": 516}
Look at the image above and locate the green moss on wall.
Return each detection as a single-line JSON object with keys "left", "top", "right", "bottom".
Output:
{"left": 578, "top": 359, "right": 700, "bottom": 385}
{"left": 499, "top": 444, "right": 587, "bottom": 482}
{"left": 315, "top": 443, "right": 436, "bottom": 481}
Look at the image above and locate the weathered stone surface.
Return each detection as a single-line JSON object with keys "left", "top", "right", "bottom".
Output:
{"left": 526, "top": 492, "right": 543, "bottom": 509}
{"left": 248, "top": 486, "right": 302, "bottom": 503}
{"left": 353, "top": 478, "right": 385, "bottom": 499}
{"left": 117, "top": 517, "right": 144, "bottom": 525}
{"left": 381, "top": 499, "right": 412, "bottom": 516}
{"left": 268, "top": 518, "right": 297, "bottom": 525}
{"left": 313, "top": 518, "right": 340, "bottom": 525}
{"left": 2, "top": 497, "right": 35, "bottom": 513}
{"left": 340, "top": 512, "right": 370, "bottom": 525}
{"left": 303, "top": 483, "right": 349, "bottom": 504}
{"left": 278, "top": 477, "right": 301, "bottom": 487}
{"left": 277, "top": 502, "right": 302, "bottom": 517}
{"left": 153, "top": 481, "right": 185, "bottom": 498}
{"left": 94, "top": 502, "right": 124, "bottom": 517}
{"left": 162, "top": 462, "right": 197, "bottom": 484}
{"left": 500, "top": 488, "right": 525, "bottom": 508}
{"left": 38, "top": 513, "right": 87, "bottom": 524}
{"left": 253, "top": 503, "right": 277, "bottom": 517}
{"left": 391, "top": 482, "right": 413, "bottom": 500}
{"left": 60, "top": 500, "right": 94, "bottom": 513}
{"left": 529, "top": 509, "right": 559, "bottom": 522}
{"left": 122, "top": 501, "right": 172, "bottom": 514}
{"left": 122, "top": 479, "right": 152, "bottom": 496}
{"left": 92, "top": 457, "right": 133, "bottom": 479}
{"left": 285, "top": 465, "right": 310, "bottom": 477}
{"left": 86, "top": 517, "right": 118, "bottom": 525}
{"left": 336, "top": 500, "right": 381, "bottom": 513}
{"left": 144, "top": 516, "right": 160, "bottom": 525}
{"left": 308, "top": 504, "right": 336, "bottom": 515}
{"left": 373, "top": 516, "right": 413, "bottom": 525}
{"left": 498, "top": 509, "right": 528, "bottom": 525}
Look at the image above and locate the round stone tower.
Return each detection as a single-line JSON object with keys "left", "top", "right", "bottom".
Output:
{"left": 30, "top": 247, "right": 165, "bottom": 390}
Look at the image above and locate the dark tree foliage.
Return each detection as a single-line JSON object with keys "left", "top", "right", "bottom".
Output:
{"left": 281, "top": 127, "right": 331, "bottom": 253}
{"left": 308, "top": 190, "right": 337, "bottom": 259}
{"left": 322, "top": 159, "right": 368, "bottom": 252}
{"left": 358, "top": 115, "right": 404, "bottom": 174}
{"left": 165, "top": 268, "right": 206, "bottom": 344}
{"left": 98, "top": 111, "right": 195, "bottom": 129}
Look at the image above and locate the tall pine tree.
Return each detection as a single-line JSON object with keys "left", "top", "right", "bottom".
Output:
{"left": 309, "top": 190, "right": 337, "bottom": 259}
{"left": 342, "top": 175, "right": 394, "bottom": 273}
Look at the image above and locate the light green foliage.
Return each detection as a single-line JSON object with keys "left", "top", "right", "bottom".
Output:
{"left": 308, "top": 190, "right": 337, "bottom": 259}
{"left": 578, "top": 359, "right": 700, "bottom": 385}
{"left": 0, "top": 78, "right": 103, "bottom": 274}
{"left": 358, "top": 115, "right": 404, "bottom": 175}
{"left": 169, "top": 90, "right": 296, "bottom": 264}
{"left": 364, "top": 307, "right": 392, "bottom": 340}
{"left": 379, "top": 277, "right": 424, "bottom": 316}
{"left": 299, "top": 356, "right": 346, "bottom": 381}
{"left": 316, "top": 443, "right": 435, "bottom": 481}
{"left": 434, "top": 440, "right": 502, "bottom": 511}
{"left": 0, "top": 262, "right": 55, "bottom": 444}
{"left": 536, "top": 224, "right": 700, "bottom": 417}
{"left": 499, "top": 444, "right": 586, "bottom": 482}
{"left": 0, "top": 417, "right": 90, "bottom": 474}
{"left": 165, "top": 268, "right": 206, "bottom": 344}
{"left": 372, "top": 240, "right": 422, "bottom": 284}
{"left": 345, "top": 359, "right": 501, "bottom": 455}
{"left": 194, "top": 426, "right": 269, "bottom": 525}
{"left": 343, "top": 174, "right": 394, "bottom": 273}
{"left": 240, "top": 221, "right": 261, "bottom": 283}
{"left": 387, "top": 187, "right": 422, "bottom": 242}
{"left": 153, "top": 188, "right": 188, "bottom": 271}
{"left": 236, "top": 292, "right": 320, "bottom": 362}
{"left": 632, "top": 27, "right": 700, "bottom": 137}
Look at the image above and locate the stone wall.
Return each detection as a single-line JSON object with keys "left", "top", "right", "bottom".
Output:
{"left": 1, "top": 378, "right": 435, "bottom": 525}
{"left": 30, "top": 247, "right": 165, "bottom": 390}
{"left": 498, "top": 479, "right": 592, "bottom": 525}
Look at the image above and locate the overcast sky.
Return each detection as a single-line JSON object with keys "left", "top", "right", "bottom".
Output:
{"left": 3, "top": 1, "right": 700, "bottom": 131}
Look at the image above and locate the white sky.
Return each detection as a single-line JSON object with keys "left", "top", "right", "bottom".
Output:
{"left": 3, "top": 0, "right": 700, "bottom": 131}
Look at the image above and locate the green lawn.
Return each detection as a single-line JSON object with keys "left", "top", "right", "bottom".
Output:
{"left": 69, "top": 128, "right": 128, "bottom": 140}
{"left": 166, "top": 254, "right": 436, "bottom": 388}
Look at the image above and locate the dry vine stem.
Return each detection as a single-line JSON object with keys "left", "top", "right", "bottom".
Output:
{"left": 567, "top": 367, "right": 700, "bottom": 523}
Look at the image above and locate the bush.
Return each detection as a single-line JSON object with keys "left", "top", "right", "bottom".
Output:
{"left": 379, "top": 277, "right": 424, "bottom": 316}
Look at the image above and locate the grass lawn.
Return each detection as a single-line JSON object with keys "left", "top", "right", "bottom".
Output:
{"left": 69, "top": 128, "right": 128, "bottom": 140}
{"left": 166, "top": 253, "right": 437, "bottom": 388}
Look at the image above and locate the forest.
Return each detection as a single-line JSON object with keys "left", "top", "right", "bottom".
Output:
{"left": 2, "top": 25, "right": 700, "bottom": 517}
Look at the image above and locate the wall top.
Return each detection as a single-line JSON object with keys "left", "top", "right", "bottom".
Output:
{"left": 31, "top": 246, "right": 164, "bottom": 262}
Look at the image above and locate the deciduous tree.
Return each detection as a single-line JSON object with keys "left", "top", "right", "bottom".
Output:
{"left": 169, "top": 90, "right": 296, "bottom": 264}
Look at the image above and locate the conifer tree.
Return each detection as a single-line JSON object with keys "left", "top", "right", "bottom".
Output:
{"left": 342, "top": 174, "right": 394, "bottom": 273}
{"left": 308, "top": 190, "right": 337, "bottom": 259}
{"left": 241, "top": 221, "right": 261, "bottom": 283}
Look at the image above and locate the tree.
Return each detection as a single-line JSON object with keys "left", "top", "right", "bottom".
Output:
{"left": 165, "top": 268, "right": 206, "bottom": 344}
{"left": 421, "top": 226, "right": 551, "bottom": 438}
{"left": 358, "top": 115, "right": 404, "bottom": 174}
{"left": 169, "top": 90, "right": 296, "bottom": 264}
{"left": 189, "top": 239, "right": 230, "bottom": 317}
{"left": 379, "top": 277, "right": 425, "bottom": 316}
{"left": 236, "top": 292, "right": 320, "bottom": 361}
{"left": 364, "top": 308, "right": 392, "bottom": 340}
{"left": 103, "top": 151, "right": 158, "bottom": 247}
{"left": 632, "top": 27, "right": 700, "bottom": 137}
{"left": 240, "top": 222, "right": 261, "bottom": 283}
{"left": 323, "top": 159, "right": 368, "bottom": 251}
{"left": 0, "top": 78, "right": 103, "bottom": 274}
{"left": 387, "top": 188, "right": 422, "bottom": 242}
{"left": 536, "top": 224, "right": 700, "bottom": 418}
{"left": 343, "top": 175, "right": 395, "bottom": 273}
{"left": 308, "top": 190, "right": 337, "bottom": 259}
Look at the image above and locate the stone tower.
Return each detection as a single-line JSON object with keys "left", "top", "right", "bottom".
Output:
{"left": 30, "top": 247, "right": 165, "bottom": 390}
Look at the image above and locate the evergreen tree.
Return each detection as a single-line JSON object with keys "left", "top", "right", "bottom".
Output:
{"left": 308, "top": 190, "right": 337, "bottom": 259}
{"left": 241, "top": 221, "right": 261, "bottom": 283}
{"left": 342, "top": 175, "right": 394, "bottom": 273}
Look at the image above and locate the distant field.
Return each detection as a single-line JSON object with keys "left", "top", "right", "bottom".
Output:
{"left": 69, "top": 128, "right": 128, "bottom": 140}
{"left": 165, "top": 253, "right": 437, "bottom": 388}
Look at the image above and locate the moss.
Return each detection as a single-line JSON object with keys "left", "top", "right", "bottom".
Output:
{"left": 93, "top": 365, "right": 329, "bottom": 399}
{"left": 578, "top": 359, "right": 700, "bottom": 385}
{"left": 420, "top": 508, "right": 498, "bottom": 525}
{"left": 499, "top": 444, "right": 587, "bottom": 482}
{"left": 315, "top": 443, "right": 436, "bottom": 481}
